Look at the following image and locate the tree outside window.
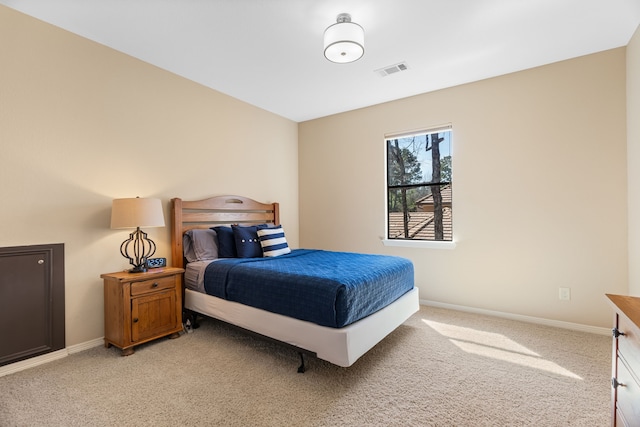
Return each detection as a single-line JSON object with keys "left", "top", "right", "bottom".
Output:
{"left": 386, "top": 127, "right": 452, "bottom": 241}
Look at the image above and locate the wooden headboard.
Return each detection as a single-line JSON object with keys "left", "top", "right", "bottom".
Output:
{"left": 170, "top": 195, "right": 280, "bottom": 269}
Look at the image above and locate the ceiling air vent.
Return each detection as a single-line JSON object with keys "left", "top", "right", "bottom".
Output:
{"left": 375, "top": 62, "right": 409, "bottom": 77}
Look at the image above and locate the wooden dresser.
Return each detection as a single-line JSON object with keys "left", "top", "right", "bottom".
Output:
{"left": 102, "top": 267, "right": 184, "bottom": 356}
{"left": 606, "top": 294, "right": 640, "bottom": 427}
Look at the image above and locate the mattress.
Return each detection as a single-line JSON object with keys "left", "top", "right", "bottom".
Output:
{"left": 201, "top": 249, "right": 414, "bottom": 328}
{"left": 184, "top": 259, "right": 214, "bottom": 293}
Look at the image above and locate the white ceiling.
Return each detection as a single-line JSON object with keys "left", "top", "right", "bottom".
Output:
{"left": 2, "top": 0, "right": 640, "bottom": 122}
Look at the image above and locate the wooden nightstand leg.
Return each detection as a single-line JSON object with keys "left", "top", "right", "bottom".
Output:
{"left": 121, "top": 347, "right": 135, "bottom": 356}
{"left": 169, "top": 332, "right": 180, "bottom": 339}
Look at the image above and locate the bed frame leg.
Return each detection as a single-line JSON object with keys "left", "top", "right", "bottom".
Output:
{"left": 183, "top": 310, "right": 200, "bottom": 330}
{"left": 297, "top": 352, "right": 306, "bottom": 373}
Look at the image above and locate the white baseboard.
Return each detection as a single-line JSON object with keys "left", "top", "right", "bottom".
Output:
{"left": 67, "top": 337, "right": 104, "bottom": 354}
{"left": 421, "top": 299, "right": 611, "bottom": 336}
{"left": 0, "top": 337, "right": 104, "bottom": 378}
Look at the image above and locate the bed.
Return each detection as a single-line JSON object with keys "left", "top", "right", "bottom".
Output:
{"left": 171, "top": 195, "right": 419, "bottom": 370}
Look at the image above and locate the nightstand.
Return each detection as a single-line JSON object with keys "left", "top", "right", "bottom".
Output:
{"left": 606, "top": 294, "right": 640, "bottom": 426}
{"left": 101, "top": 267, "right": 184, "bottom": 356}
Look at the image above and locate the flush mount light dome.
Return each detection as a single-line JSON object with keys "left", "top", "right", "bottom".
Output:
{"left": 324, "top": 13, "right": 364, "bottom": 64}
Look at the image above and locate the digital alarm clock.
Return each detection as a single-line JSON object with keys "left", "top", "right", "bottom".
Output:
{"left": 146, "top": 257, "right": 167, "bottom": 269}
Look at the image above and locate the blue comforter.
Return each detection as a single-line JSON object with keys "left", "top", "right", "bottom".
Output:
{"left": 203, "top": 249, "right": 414, "bottom": 328}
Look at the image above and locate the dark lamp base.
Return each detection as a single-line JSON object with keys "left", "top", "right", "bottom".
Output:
{"left": 128, "top": 265, "right": 148, "bottom": 273}
{"left": 119, "top": 227, "right": 156, "bottom": 274}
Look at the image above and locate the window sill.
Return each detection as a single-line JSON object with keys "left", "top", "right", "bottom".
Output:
{"left": 381, "top": 239, "right": 456, "bottom": 250}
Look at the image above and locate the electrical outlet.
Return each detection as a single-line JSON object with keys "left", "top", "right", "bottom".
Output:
{"left": 559, "top": 287, "right": 571, "bottom": 301}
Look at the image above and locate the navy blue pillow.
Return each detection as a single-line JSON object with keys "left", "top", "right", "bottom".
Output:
{"left": 212, "top": 226, "right": 236, "bottom": 258}
{"left": 232, "top": 225, "right": 264, "bottom": 258}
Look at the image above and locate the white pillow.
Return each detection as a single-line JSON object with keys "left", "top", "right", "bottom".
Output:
{"left": 257, "top": 225, "right": 291, "bottom": 257}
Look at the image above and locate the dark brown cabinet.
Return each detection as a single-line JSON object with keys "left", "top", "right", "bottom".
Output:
{"left": 0, "top": 244, "right": 64, "bottom": 366}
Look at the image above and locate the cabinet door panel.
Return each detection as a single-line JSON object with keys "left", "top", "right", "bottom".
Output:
{"left": 131, "top": 291, "right": 177, "bottom": 342}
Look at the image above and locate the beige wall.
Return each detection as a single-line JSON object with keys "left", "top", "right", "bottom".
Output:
{"left": 299, "top": 48, "right": 628, "bottom": 328}
{"left": 628, "top": 25, "right": 640, "bottom": 296}
{"left": 0, "top": 6, "right": 299, "bottom": 346}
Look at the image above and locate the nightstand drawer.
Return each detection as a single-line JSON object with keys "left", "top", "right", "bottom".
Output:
{"left": 618, "top": 314, "right": 640, "bottom": 379}
{"left": 130, "top": 276, "right": 175, "bottom": 296}
{"left": 616, "top": 358, "right": 640, "bottom": 427}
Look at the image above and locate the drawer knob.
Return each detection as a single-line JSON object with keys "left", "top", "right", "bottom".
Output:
{"left": 152, "top": 282, "right": 159, "bottom": 288}
{"left": 612, "top": 327, "right": 626, "bottom": 338}
{"left": 133, "top": 318, "right": 139, "bottom": 323}
{"left": 612, "top": 377, "right": 624, "bottom": 389}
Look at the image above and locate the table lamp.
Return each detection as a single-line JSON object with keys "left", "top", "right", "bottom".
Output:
{"left": 110, "top": 197, "right": 165, "bottom": 273}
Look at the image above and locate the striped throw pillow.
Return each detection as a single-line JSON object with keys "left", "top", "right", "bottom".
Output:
{"left": 257, "top": 225, "right": 291, "bottom": 257}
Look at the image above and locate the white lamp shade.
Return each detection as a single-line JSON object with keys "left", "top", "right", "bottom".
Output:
{"left": 324, "top": 20, "right": 364, "bottom": 63}
{"left": 110, "top": 197, "right": 165, "bottom": 229}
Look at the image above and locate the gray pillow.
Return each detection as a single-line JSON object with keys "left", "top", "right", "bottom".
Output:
{"left": 183, "top": 229, "right": 218, "bottom": 262}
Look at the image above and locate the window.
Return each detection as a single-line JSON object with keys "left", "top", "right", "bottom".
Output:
{"left": 386, "top": 126, "right": 452, "bottom": 242}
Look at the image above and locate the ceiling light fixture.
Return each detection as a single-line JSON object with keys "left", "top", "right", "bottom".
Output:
{"left": 324, "top": 13, "right": 364, "bottom": 64}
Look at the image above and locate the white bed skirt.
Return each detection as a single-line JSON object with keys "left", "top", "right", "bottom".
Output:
{"left": 185, "top": 287, "right": 420, "bottom": 367}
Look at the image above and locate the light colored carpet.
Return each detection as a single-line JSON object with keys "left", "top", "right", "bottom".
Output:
{"left": 0, "top": 306, "right": 610, "bottom": 426}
